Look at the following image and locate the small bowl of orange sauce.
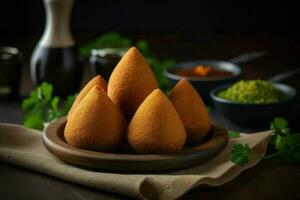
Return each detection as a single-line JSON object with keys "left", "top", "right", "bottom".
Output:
{"left": 164, "top": 60, "right": 241, "bottom": 104}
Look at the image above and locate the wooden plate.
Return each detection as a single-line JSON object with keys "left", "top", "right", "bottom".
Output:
{"left": 43, "top": 117, "right": 228, "bottom": 173}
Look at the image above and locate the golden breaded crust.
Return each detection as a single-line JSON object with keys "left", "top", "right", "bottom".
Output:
{"left": 64, "top": 86, "right": 127, "bottom": 152}
{"left": 68, "top": 75, "right": 107, "bottom": 119}
{"left": 127, "top": 89, "right": 186, "bottom": 154}
{"left": 108, "top": 47, "right": 158, "bottom": 120}
{"left": 168, "top": 79, "right": 211, "bottom": 144}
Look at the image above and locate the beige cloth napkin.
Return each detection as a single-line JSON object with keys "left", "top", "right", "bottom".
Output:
{"left": 0, "top": 123, "right": 272, "bottom": 200}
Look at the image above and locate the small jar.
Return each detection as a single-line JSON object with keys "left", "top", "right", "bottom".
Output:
{"left": 0, "top": 47, "right": 22, "bottom": 100}
{"left": 89, "top": 47, "right": 128, "bottom": 81}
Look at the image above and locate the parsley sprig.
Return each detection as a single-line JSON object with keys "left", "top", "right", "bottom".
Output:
{"left": 228, "top": 130, "right": 240, "bottom": 138}
{"left": 22, "top": 82, "right": 75, "bottom": 130}
{"left": 230, "top": 117, "right": 300, "bottom": 166}
{"left": 231, "top": 144, "right": 252, "bottom": 166}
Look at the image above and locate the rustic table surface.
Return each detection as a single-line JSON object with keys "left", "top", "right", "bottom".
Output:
{"left": 0, "top": 33, "right": 299, "bottom": 199}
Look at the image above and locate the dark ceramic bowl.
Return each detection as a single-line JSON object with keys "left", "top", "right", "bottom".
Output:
{"left": 210, "top": 83, "right": 297, "bottom": 129}
{"left": 89, "top": 47, "right": 128, "bottom": 81}
{"left": 164, "top": 60, "right": 241, "bottom": 105}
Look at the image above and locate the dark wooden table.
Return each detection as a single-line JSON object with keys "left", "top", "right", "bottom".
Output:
{"left": 1, "top": 32, "right": 300, "bottom": 199}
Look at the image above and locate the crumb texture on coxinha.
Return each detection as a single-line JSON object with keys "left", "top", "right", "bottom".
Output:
{"left": 108, "top": 47, "right": 158, "bottom": 119}
{"left": 169, "top": 79, "right": 211, "bottom": 144}
{"left": 68, "top": 75, "right": 107, "bottom": 119}
{"left": 64, "top": 86, "right": 127, "bottom": 152}
{"left": 127, "top": 89, "right": 186, "bottom": 154}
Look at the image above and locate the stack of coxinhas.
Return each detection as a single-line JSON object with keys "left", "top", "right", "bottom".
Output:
{"left": 64, "top": 47, "right": 211, "bottom": 154}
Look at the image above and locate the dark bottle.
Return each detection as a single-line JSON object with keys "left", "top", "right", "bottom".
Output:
{"left": 31, "top": 0, "right": 82, "bottom": 96}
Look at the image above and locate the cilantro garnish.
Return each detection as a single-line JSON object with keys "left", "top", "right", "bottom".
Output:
{"left": 231, "top": 144, "right": 252, "bottom": 166}
{"left": 22, "top": 82, "right": 75, "bottom": 130}
{"left": 231, "top": 117, "right": 300, "bottom": 166}
{"left": 228, "top": 130, "right": 240, "bottom": 138}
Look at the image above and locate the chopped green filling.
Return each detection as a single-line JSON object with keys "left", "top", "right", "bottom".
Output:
{"left": 218, "top": 80, "right": 287, "bottom": 103}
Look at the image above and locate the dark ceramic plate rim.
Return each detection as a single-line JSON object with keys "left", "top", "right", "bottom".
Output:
{"left": 43, "top": 117, "right": 228, "bottom": 171}
{"left": 164, "top": 60, "right": 241, "bottom": 82}
{"left": 210, "top": 83, "right": 297, "bottom": 106}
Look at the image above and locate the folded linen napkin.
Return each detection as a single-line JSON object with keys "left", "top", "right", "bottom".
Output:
{"left": 0, "top": 123, "right": 272, "bottom": 200}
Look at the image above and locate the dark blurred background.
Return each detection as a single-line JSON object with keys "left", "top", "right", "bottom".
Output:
{"left": 1, "top": 0, "right": 299, "bottom": 57}
{"left": 0, "top": 0, "right": 299, "bottom": 34}
{"left": 1, "top": 0, "right": 299, "bottom": 60}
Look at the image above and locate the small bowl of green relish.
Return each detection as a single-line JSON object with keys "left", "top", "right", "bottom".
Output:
{"left": 217, "top": 80, "right": 288, "bottom": 104}
{"left": 210, "top": 80, "right": 296, "bottom": 129}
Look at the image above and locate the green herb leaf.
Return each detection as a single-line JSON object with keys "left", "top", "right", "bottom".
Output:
{"left": 231, "top": 117, "right": 300, "bottom": 166}
{"left": 22, "top": 98, "right": 38, "bottom": 112}
{"left": 136, "top": 40, "right": 149, "bottom": 53}
{"left": 263, "top": 116, "right": 298, "bottom": 163}
{"left": 47, "top": 96, "right": 61, "bottom": 122}
{"left": 29, "top": 88, "right": 39, "bottom": 99}
{"left": 22, "top": 82, "right": 75, "bottom": 130}
{"left": 276, "top": 133, "right": 300, "bottom": 163}
{"left": 23, "top": 115, "right": 44, "bottom": 130}
{"left": 61, "top": 95, "right": 76, "bottom": 115}
{"left": 51, "top": 96, "right": 60, "bottom": 112}
{"left": 228, "top": 130, "right": 240, "bottom": 138}
{"left": 40, "top": 82, "right": 53, "bottom": 101}
{"left": 206, "top": 106, "right": 212, "bottom": 113}
{"left": 270, "top": 117, "right": 290, "bottom": 136}
{"left": 231, "top": 144, "right": 252, "bottom": 166}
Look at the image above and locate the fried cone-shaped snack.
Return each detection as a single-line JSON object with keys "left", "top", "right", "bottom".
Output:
{"left": 108, "top": 47, "right": 158, "bottom": 119}
{"left": 68, "top": 75, "right": 107, "bottom": 119}
{"left": 64, "top": 86, "right": 127, "bottom": 152}
{"left": 169, "top": 79, "right": 211, "bottom": 144}
{"left": 127, "top": 89, "right": 186, "bottom": 154}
